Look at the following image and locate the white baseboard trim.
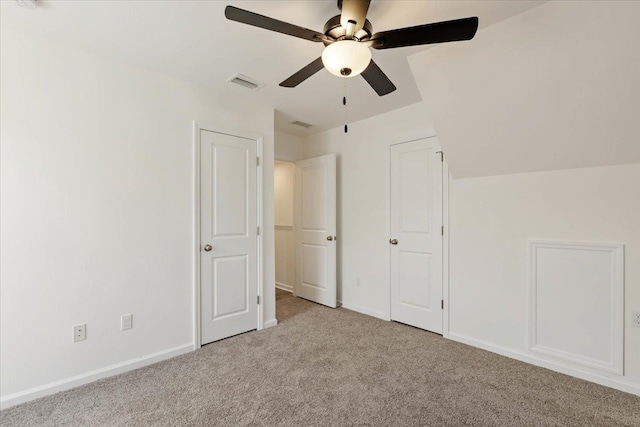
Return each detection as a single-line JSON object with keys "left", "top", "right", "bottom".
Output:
{"left": 448, "top": 332, "right": 640, "bottom": 396}
{"left": 263, "top": 318, "right": 278, "bottom": 329}
{"left": 275, "top": 282, "right": 293, "bottom": 293}
{"left": 0, "top": 343, "right": 193, "bottom": 410}
{"left": 340, "top": 301, "right": 390, "bottom": 321}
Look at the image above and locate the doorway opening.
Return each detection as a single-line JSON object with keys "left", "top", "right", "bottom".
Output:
{"left": 274, "top": 154, "right": 338, "bottom": 323}
{"left": 274, "top": 160, "right": 297, "bottom": 306}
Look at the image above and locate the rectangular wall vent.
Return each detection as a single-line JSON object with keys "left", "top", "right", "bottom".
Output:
{"left": 227, "top": 73, "right": 265, "bottom": 91}
{"left": 291, "top": 120, "right": 313, "bottom": 128}
{"left": 15, "top": 0, "right": 37, "bottom": 8}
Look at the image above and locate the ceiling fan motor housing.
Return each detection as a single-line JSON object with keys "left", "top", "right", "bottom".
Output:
{"left": 323, "top": 15, "right": 373, "bottom": 44}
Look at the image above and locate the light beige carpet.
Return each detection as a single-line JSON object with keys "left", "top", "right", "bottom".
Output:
{"left": 2, "top": 297, "right": 639, "bottom": 426}
{"left": 275, "top": 288, "right": 294, "bottom": 301}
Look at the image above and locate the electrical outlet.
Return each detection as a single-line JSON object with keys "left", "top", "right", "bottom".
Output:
{"left": 121, "top": 314, "right": 133, "bottom": 331}
{"left": 73, "top": 324, "right": 86, "bottom": 342}
{"left": 632, "top": 310, "right": 640, "bottom": 328}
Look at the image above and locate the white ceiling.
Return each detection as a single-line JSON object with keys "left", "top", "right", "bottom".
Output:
{"left": 1, "top": 0, "right": 545, "bottom": 136}
{"left": 409, "top": 0, "right": 640, "bottom": 178}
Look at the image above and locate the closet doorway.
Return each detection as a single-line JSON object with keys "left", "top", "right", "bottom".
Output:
{"left": 274, "top": 155, "right": 338, "bottom": 311}
{"left": 274, "top": 160, "right": 296, "bottom": 301}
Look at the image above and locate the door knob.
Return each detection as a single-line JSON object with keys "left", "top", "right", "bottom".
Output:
{"left": 327, "top": 236, "right": 334, "bottom": 241}
{"left": 389, "top": 239, "right": 398, "bottom": 245}
{"left": 203, "top": 244, "right": 213, "bottom": 252}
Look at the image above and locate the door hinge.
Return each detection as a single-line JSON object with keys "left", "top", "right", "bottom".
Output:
{"left": 257, "top": 226, "right": 260, "bottom": 235}
{"left": 441, "top": 300, "right": 444, "bottom": 310}
{"left": 441, "top": 226, "right": 444, "bottom": 236}
{"left": 256, "top": 157, "right": 260, "bottom": 166}
{"left": 257, "top": 295, "right": 260, "bottom": 305}
{"left": 436, "top": 151, "right": 443, "bottom": 162}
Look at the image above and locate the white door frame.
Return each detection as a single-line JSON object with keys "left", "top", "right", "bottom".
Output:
{"left": 385, "top": 136, "right": 450, "bottom": 338}
{"left": 442, "top": 154, "right": 450, "bottom": 339}
{"left": 192, "top": 121, "right": 264, "bottom": 350}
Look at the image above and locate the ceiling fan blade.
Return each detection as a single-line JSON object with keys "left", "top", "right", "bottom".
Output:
{"left": 361, "top": 60, "right": 396, "bottom": 96}
{"left": 340, "top": 0, "right": 371, "bottom": 33}
{"left": 371, "top": 17, "right": 479, "bottom": 49}
{"left": 280, "top": 57, "right": 325, "bottom": 88}
{"left": 225, "top": 6, "right": 325, "bottom": 42}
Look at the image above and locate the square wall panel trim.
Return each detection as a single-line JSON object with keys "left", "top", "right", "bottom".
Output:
{"left": 528, "top": 240, "right": 624, "bottom": 375}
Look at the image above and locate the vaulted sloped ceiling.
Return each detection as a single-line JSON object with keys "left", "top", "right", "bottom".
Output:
{"left": 1, "top": 0, "right": 544, "bottom": 137}
{"left": 408, "top": 1, "right": 640, "bottom": 179}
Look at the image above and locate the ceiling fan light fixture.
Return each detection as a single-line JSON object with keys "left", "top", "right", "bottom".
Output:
{"left": 321, "top": 40, "right": 371, "bottom": 78}
{"left": 225, "top": 3, "right": 478, "bottom": 95}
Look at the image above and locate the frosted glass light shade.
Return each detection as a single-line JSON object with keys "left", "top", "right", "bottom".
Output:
{"left": 321, "top": 40, "right": 372, "bottom": 78}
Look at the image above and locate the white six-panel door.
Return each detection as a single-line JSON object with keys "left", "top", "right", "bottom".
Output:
{"left": 200, "top": 130, "right": 258, "bottom": 344}
{"left": 295, "top": 154, "right": 337, "bottom": 308}
{"left": 390, "top": 139, "right": 443, "bottom": 333}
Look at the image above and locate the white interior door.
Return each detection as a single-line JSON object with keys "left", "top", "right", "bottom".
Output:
{"left": 200, "top": 129, "right": 258, "bottom": 344}
{"left": 390, "top": 139, "right": 443, "bottom": 333}
{"left": 295, "top": 154, "right": 337, "bottom": 308}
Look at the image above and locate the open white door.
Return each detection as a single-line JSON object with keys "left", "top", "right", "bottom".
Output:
{"left": 200, "top": 129, "right": 258, "bottom": 344}
{"left": 390, "top": 139, "right": 443, "bottom": 333}
{"left": 295, "top": 154, "right": 337, "bottom": 308}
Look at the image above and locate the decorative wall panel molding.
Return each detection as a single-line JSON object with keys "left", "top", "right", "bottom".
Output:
{"left": 528, "top": 240, "right": 623, "bottom": 374}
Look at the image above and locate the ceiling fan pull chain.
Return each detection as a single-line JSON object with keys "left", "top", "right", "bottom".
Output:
{"left": 343, "top": 79, "right": 348, "bottom": 134}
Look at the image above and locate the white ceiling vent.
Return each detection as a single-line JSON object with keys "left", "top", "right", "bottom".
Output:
{"left": 227, "top": 73, "right": 265, "bottom": 91}
{"left": 291, "top": 120, "right": 313, "bottom": 129}
{"left": 15, "top": 0, "right": 37, "bottom": 8}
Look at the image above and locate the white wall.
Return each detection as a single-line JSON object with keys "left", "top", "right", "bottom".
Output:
{"left": 408, "top": 1, "right": 640, "bottom": 178}
{"left": 449, "top": 164, "right": 640, "bottom": 386}
{"left": 274, "top": 161, "right": 296, "bottom": 292}
{"left": 274, "top": 131, "right": 303, "bottom": 162}
{"left": 303, "top": 102, "right": 436, "bottom": 317}
{"left": 0, "top": 29, "right": 276, "bottom": 405}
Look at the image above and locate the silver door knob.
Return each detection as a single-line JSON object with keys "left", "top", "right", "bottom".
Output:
{"left": 204, "top": 244, "right": 213, "bottom": 252}
{"left": 327, "top": 236, "right": 334, "bottom": 241}
{"left": 389, "top": 239, "right": 398, "bottom": 245}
